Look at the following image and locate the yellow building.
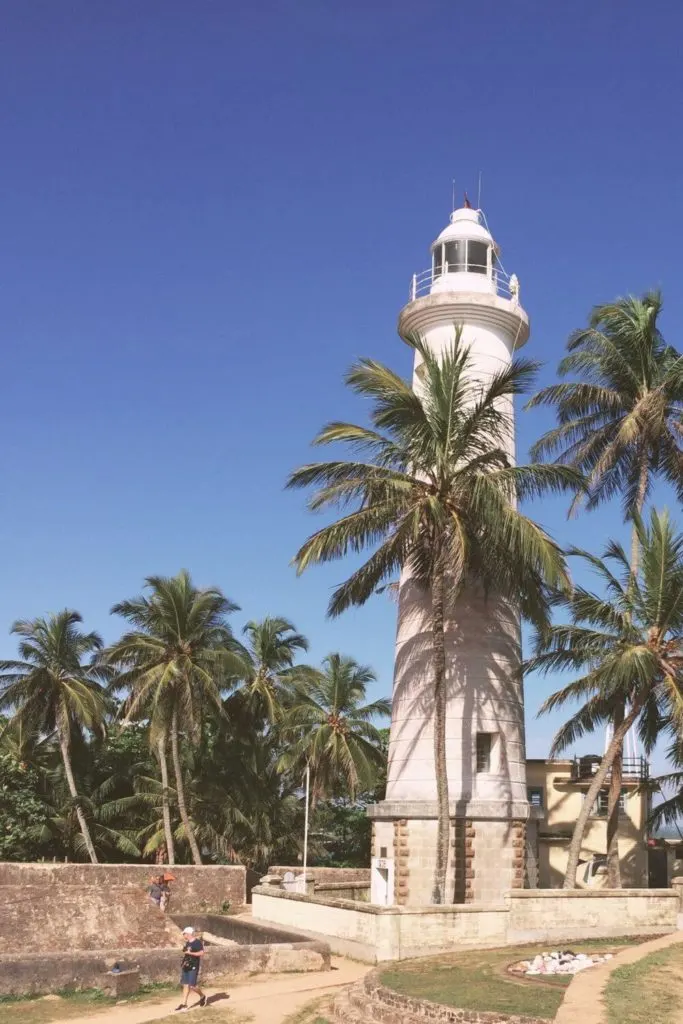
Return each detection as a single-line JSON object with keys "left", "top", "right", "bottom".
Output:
{"left": 526, "top": 756, "right": 650, "bottom": 888}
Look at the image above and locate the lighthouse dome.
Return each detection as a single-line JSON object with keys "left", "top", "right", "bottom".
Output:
{"left": 432, "top": 206, "right": 494, "bottom": 247}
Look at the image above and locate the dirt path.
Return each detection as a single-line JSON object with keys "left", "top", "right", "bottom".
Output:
{"left": 554, "top": 931, "right": 683, "bottom": 1024}
{"left": 55, "top": 958, "right": 367, "bottom": 1024}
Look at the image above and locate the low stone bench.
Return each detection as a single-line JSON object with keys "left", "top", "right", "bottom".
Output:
{"left": 104, "top": 968, "right": 141, "bottom": 998}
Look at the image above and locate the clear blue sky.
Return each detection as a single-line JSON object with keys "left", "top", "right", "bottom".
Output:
{"left": 1, "top": 2, "right": 681, "bottom": 764}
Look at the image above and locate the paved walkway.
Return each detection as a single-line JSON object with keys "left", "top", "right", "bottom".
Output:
{"left": 554, "top": 930, "right": 683, "bottom": 1024}
{"left": 58, "top": 958, "right": 367, "bottom": 1024}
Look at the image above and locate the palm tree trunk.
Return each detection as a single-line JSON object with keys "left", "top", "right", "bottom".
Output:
{"left": 564, "top": 705, "right": 640, "bottom": 888}
{"left": 431, "top": 561, "right": 450, "bottom": 905}
{"left": 607, "top": 455, "right": 649, "bottom": 887}
{"left": 605, "top": 703, "right": 624, "bottom": 887}
{"left": 629, "top": 452, "right": 649, "bottom": 576}
{"left": 170, "top": 709, "right": 202, "bottom": 865}
{"left": 157, "top": 737, "right": 176, "bottom": 866}
{"left": 58, "top": 730, "right": 98, "bottom": 864}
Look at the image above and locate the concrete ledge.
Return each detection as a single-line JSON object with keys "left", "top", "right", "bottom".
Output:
{"left": 398, "top": 293, "right": 530, "bottom": 350}
{"left": 507, "top": 889, "right": 675, "bottom": 899}
{"left": 0, "top": 917, "right": 331, "bottom": 996}
{"left": 252, "top": 885, "right": 505, "bottom": 914}
{"left": 368, "top": 799, "right": 531, "bottom": 820}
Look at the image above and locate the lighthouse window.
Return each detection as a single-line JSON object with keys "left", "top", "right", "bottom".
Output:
{"left": 476, "top": 733, "right": 492, "bottom": 773}
{"left": 467, "top": 241, "right": 488, "bottom": 274}
{"left": 444, "top": 239, "right": 465, "bottom": 272}
{"left": 433, "top": 245, "right": 443, "bottom": 276}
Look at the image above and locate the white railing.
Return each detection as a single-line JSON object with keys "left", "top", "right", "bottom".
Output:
{"left": 408, "top": 265, "right": 518, "bottom": 303}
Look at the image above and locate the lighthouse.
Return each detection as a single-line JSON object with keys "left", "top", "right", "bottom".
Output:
{"left": 368, "top": 202, "right": 532, "bottom": 906}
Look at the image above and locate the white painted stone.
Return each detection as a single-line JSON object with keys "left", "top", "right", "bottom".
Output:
{"left": 369, "top": 204, "right": 531, "bottom": 904}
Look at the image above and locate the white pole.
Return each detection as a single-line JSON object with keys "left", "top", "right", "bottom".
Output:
{"left": 302, "top": 763, "right": 310, "bottom": 886}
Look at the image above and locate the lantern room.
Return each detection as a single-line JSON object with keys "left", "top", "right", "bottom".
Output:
{"left": 429, "top": 205, "right": 497, "bottom": 295}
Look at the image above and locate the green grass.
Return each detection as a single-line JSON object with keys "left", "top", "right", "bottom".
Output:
{"left": 281, "top": 994, "right": 333, "bottom": 1024}
{"left": 604, "top": 942, "right": 683, "bottom": 1024}
{"left": 379, "top": 938, "right": 649, "bottom": 1022}
{"left": 154, "top": 1010, "right": 249, "bottom": 1024}
{"left": 0, "top": 982, "right": 174, "bottom": 1005}
{"left": 0, "top": 983, "right": 176, "bottom": 1024}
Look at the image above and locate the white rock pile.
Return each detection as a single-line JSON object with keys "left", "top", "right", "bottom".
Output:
{"left": 522, "top": 951, "right": 613, "bottom": 976}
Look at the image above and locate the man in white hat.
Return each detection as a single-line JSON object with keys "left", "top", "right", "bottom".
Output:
{"left": 175, "top": 926, "right": 206, "bottom": 1011}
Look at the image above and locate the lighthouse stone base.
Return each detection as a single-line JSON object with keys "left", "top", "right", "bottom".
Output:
{"left": 368, "top": 800, "right": 532, "bottom": 905}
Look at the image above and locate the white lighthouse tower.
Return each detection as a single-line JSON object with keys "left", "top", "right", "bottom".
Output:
{"left": 369, "top": 200, "right": 532, "bottom": 906}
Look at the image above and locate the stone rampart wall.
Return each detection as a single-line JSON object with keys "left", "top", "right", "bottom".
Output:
{"left": 0, "top": 937, "right": 330, "bottom": 997}
{"left": 268, "top": 866, "right": 370, "bottom": 884}
{"left": 251, "top": 885, "right": 679, "bottom": 962}
{"left": 0, "top": 863, "right": 246, "bottom": 955}
{"left": 0, "top": 884, "right": 181, "bottom": 953}
{"left": 0, "top": 863, "right": 246, "bottom": 913}
{"left": 506, "top": 889, "right": 677, "bottom": 943}
{"left": 313, "top": 881, "right": 371, "bottom": 902}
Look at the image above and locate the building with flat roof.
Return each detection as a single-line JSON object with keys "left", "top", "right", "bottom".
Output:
{"left": 526, "top": 756, "right": 650, "bottom": 888}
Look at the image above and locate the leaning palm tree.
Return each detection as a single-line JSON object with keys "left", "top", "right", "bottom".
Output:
{"left": 103, "top": 570, "right": 246, "bottom": 865}
{"left": 288, "top": 335, "right": 577, "bottom": 902}
{"left": 240, "top": 617, "right": 310, "bottom": 724}
{"left": 0, "top": 610, "right": 106, "bottom": 863}
{"left": 527, "top": 509, "right": 683, "bottom": 888}
{"left": 279, "top": 653, "right": 390, "bottom": 803}
{"left": 527, "top": 292, "right": 683, "bottom": 885}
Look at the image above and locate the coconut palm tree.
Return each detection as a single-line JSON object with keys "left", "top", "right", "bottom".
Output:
{"left": 287, "top": 335, "right": 577, "bottom": 902}
{"left": 0, "top": 610, "right": 106, "bottom": 863}
{"left": 527, "top": 292, "right": 683, "bottom": 885}
{"left": 240, "top": 617, "right": 310, "bottom": 724}
{"left": 647, "top": 737, "right": 683, "bottom": 836}
{"left": 279, "top": 654, "right": 390, "bottom": 803}
{"left": 103, "top": 570, "right": 246, "bottom": 865}
{"left": 527, "top": 509, "right": 683, "bottom": 888}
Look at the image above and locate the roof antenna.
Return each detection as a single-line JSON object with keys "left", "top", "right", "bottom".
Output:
{"left": 463, "top": 192, "right": 471, "bottom": 209}
{"left": 451, "top": 178, "right": 456, "bottom": 212}
{"left": 477, "top": 170, "right": 483, "bottom": 210}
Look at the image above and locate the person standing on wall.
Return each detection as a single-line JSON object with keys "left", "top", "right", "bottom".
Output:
{"left": 160, "top": 873, "right": 174, "bottom": 911}
{"left": 175, "top": 926, "right": 206, "bottom": 1011}
{"left": 148, "top": 874, "right": 164, "bottom": 908}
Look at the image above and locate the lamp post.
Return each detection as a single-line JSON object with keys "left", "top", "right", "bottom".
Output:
{"left": 302, "top": 763, "right": 310, "bottom": 887}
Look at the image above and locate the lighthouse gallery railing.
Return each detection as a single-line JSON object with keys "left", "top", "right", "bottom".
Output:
{"left": 409, "top": 264, "right": 516, "bottom": 302}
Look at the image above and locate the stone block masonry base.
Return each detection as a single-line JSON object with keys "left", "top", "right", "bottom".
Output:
{"left": 453, "top": 820, "right": 475, "bottom": 903}
{"left": 394, "top": 820, "right": 410, "bottom": 904}
{"left": 372, "top": 816, "right": 526, "bottom": 905}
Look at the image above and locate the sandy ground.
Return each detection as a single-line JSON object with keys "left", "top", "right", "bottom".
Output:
{"left": 554, "top": 930, "right": 683, "bottom": 1024}
{"left": 53, "top": 958, "right": 367, "bottom": 1024}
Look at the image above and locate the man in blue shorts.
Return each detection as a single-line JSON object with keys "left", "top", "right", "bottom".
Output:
{"left": 175, "top": 926, "right": 206, "bottom": 1011}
